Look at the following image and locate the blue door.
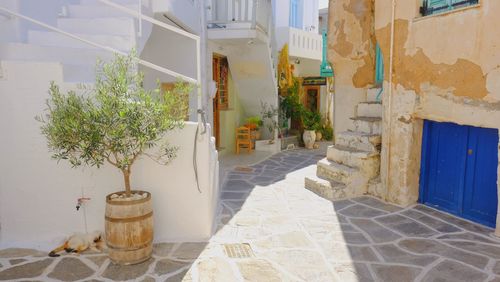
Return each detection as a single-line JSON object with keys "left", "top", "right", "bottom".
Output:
{"left": 420, "top": 120, "right": 499, "bottom": 227}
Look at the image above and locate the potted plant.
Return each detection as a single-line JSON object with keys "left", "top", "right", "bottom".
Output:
{"left": 280, "top": 78, "right": 303, "bottom": 129}
{"left": 37, "top": 53, "right": 191, "bottom": 265}
{"left": 245, "top": 116, "right": 263, "bottom": 140}
{"left": 320, "top": 122, "right": 334, "bottom": 142}
{"left": 302, "top": 110, "right": 321, "bottom": 149}
{"left": 316, "top": 129, "right": 323, "bottom": 141}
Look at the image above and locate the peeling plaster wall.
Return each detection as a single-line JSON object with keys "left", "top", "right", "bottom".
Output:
{"left": 328, "top": 0, "right": 376, "bottom": 135}
{"left": 373, "top": 1, "right": 500, "bottom": 209}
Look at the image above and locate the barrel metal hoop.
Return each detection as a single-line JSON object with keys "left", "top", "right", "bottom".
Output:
{"left": 105, "top": 212, "right": 153, "bottom": 223}
{"left": 106, "top": 240, "right": 153, "bottom": 251}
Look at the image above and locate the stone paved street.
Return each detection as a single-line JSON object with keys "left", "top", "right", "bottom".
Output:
{"left": 1, "top": 148, "right": 500, "bottom": 281}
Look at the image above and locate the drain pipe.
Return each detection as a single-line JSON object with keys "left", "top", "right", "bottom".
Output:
{"left": 385, "top": 0, "right": 396, "bottom": 202}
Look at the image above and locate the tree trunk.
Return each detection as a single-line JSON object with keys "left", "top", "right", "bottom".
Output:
{"left": 123, "top": 169, "right": 131, "bottom": 197}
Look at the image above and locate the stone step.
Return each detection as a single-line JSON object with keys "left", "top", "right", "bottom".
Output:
{"left": 28, "top": 31, "right": 135, "bottom": 52}
{"left": 357, "top": 102, "right": 382, "bottom": 118}
{"left": 336, "top": 131, "right": 381, "bottom": 153}
{"left": 81, "top": 0, "right": 138, "bottom": 5}
{"left": 350, "top": 116, "right": 382, "bottom": 135}
{"left": 0, "top": 42, "right": 113, "bottom": 66}
{"left": 316, "top": 158, "right": 366, "bottom": 185}
{"left": 67, "top": 4, "right": 140, "bottom": 18}
{"left": 326, "top": 145, "right": 380, "bottom": 179}
{"left": 367, "top": 88, "right": 382, "bottom": 103}
{"left": 57, "top": 17, "right": 136, "bottom": 37}
{"left": 304, "top": 175, "right": 346, "bottom": 200}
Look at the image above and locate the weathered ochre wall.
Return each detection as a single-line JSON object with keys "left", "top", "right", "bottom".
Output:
{"left": 373, "top": 1, "right": 500, "bottom": 207}
{"left": 328, "top": 0, "right": 376, "bottom": 135}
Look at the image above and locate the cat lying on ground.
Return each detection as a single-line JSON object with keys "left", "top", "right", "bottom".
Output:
{"left": 48, "top": 231, "right": 105, "bottom": 257}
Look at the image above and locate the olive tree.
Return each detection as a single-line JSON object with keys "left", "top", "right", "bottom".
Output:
{"left": 37, "top": 53, "right": 192, "bottom": 196}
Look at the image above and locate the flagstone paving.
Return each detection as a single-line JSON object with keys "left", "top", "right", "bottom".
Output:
{"left": 1, "top": 148, "right": 500, "bottom": 281}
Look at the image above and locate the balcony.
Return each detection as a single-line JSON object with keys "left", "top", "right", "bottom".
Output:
{"left": 276, "top": 26, "right": 322, "bottom": 61}
{"left": 207, "top": 0, "right": 271, "bottom": 41}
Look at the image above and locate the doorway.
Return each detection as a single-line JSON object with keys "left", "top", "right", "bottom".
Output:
{"left": 420, "top": 120, "right": 499, "bottom": 227}
{"left": 304, "top": 86, "right": 320, "bottom": 112}
{"left": 212, "top": 55, "right": 229, "bottom": 149}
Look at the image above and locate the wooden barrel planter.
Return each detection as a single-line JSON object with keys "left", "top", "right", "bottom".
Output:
{"left": 105, "top": 190, "right": 153, "bottom": 265}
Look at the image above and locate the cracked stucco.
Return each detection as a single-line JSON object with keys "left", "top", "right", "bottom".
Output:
{"left": 329, "top": 0, "right": 500, "bottom": 211}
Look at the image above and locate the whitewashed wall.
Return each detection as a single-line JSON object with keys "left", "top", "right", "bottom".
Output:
{"left": 274, "top": 0, "right": 319, "bottom": 31}
{"left": 140, "top": 15, "right": 199, "bottom": 120}
{"left": 152, "top": 0, "right": 201, "bottom": 33}
{"left": 0, "top": 60, "right": 219, "bottom": 250}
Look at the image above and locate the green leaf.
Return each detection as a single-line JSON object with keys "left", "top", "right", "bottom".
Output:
{"left": 38, "top": 52, "right": 193, "bottom": 177}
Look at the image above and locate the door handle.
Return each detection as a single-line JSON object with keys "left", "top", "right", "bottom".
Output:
{"left": 468, "top": 149, "right": 473, "bottom": 155}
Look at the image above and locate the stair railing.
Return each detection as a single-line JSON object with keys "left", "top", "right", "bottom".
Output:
{"left": 0, "top": 2, "right": 203, "bottom": 124}
{"left": 138, "top": 0, "right": 142, "bottom": 37}
{"left": 207, "top": 0, "right": 269, "bottom": 31}
{"left": 266, "top": 0, "right": 277, "bottom": 84}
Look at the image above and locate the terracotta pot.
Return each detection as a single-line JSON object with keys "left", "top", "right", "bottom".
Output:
{"left": 303, "top": 130, "right": 316, "bottom": 149}
{"left": 105, "top": 190, "right": 153, "bottom": 265}
{"left": 255, "top": 130, "right": 261, "bottom": 140}
{"left": 316, "top": 131, "right": 322, "bottom": 141}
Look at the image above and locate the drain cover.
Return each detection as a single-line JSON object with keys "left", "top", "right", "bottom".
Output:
{"left": 223, "top": 243, "right": 254, "bottom": 258}
{"left": 234, "top": 166, "right": 254, "bottom": 173}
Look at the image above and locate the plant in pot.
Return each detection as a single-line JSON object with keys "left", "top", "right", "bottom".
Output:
{"left": 245, "top": 116, "right": 263, "bottom": 140}
{"left": 280, "top": 78, "right": 303, "bottom": 127}
{"left": 302, "top": 110, "right": 321, "bottom": 149}
{"left": 37, "top": 53, "right": 191, "bottom": 265}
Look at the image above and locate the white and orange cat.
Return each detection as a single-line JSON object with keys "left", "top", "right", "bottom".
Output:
{"left": 49, "top": 231, "right": 105, "bottom": 257}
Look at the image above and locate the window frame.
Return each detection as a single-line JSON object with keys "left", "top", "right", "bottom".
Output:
{"left": 289, "top": 0, "right": 302, "bottom": 29}
{"left": 420, "top": 0, "right": 479, "bottom": 16}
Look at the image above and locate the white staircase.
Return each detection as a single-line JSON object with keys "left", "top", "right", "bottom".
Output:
{"left": 224, "top": 40, "right": 277, "bottom": 117}
{"left": 305, "top": 88, "right": 383, "bottom": 200}
{"left": 0, "top": 0, "right": 152, "bottom": 83}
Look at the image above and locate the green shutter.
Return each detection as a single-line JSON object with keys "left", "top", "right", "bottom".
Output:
{"left": 450, "top": 0, "right": 478, "bottom": 8}
{"left": 375, "top": 43, "right": 384, "bottom": 85}
{"left": 424, "top": 0, "right": 478, "bottom": 16}
{"left": 427, "top": 0, "right": 450, "bottom": 14}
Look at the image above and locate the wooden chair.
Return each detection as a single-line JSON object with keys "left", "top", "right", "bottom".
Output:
{"left": 236, "top": 126, "right": 253, "bottom": 154}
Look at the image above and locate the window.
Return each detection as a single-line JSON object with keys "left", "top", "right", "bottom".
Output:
{"left": 420, "top": 0, "right": 479, "bottom": 16}
{"left": 289, "top": 0, "right": 302, "bottom": 29}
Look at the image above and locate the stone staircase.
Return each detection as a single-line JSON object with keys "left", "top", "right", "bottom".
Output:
{"left": 305, "top": 88, "right": 383, "bottom": 200}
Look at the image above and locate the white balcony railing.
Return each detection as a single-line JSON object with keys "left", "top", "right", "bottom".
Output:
{"left": 208, "top": 0, "right": 269, "bottom": 31}
{"left": 276, "top": 27, "right": 322, "bottom": 61}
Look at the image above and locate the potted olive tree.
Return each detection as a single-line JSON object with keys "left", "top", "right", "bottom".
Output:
{"left": 37, "top": 53, "right": 191, "bottom": 264}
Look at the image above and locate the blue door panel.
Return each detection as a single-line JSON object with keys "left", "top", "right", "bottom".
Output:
{"left": 421, "top": 120, "right": 499, "bottom": 227}
{"left": 423, "top": 121, "right": 468, "bottom": 214}
{"left": 462, "top": 127, "right": 499, "bottom": 227}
